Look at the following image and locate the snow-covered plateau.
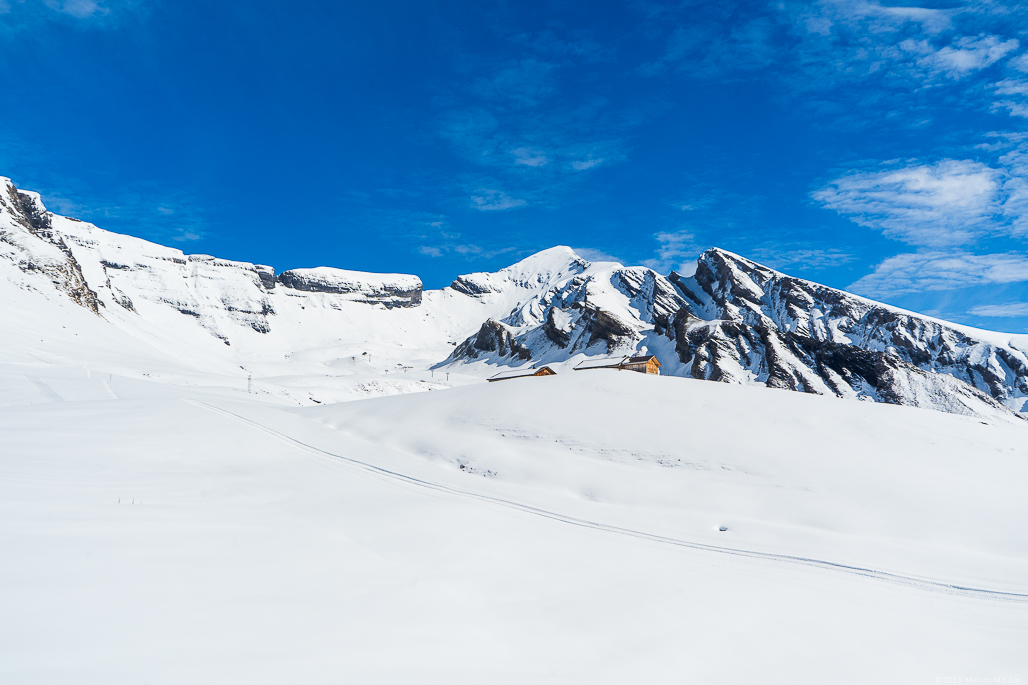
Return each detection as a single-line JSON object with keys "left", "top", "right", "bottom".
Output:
{"left": 2, "top": 177, "right": 1027, "bottom": 682}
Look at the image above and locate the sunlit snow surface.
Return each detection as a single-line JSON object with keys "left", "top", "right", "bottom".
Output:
{"left": 3, "top": 185, "right": 1028, "bottom": 681}
{"left": 2, "top": 277, "right": 1028, "bottom": 681}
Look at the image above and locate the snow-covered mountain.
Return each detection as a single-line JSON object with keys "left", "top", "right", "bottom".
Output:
{"left": 3, "top": 177, "right": 1026, "bottom": 420}
{"left": 446, "top": 244, "right": 1028, "bottom": 420}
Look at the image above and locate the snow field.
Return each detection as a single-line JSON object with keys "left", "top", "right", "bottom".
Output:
{"left": 1, "top": 371, "right": 1027, "bottom": 682}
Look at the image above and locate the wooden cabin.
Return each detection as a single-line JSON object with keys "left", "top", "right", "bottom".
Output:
{"left": 487, "top": 366, "right": 557, "bottom": 382}
{"left": 573, "top": 354, "right": 661, "bottom": 375}
{"left": 620, "top": 355, "right": 661, "bottom": 375}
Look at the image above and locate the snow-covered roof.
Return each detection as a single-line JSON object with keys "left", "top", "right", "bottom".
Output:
{"left": 572, "top": 356, "right": 627, "bottom": 370}
{"left": 487, "top": 366, "right": 556, "bottom": 381}
{"left": 624, "top": 355, "right": 660, "bottom": 366}
{"left": 573, "top": 355, "right": 661, "bottom": 370}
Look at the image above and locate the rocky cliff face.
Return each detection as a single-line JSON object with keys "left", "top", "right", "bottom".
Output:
{"left": 665, "top": 249, "right": 1028, "bottom": 414}
{"left": 445, "top": 247, "right": 1028, "bottom": 420}
{"left": 0, "top": 181, "right": 99, "bottom": 314}
{"left": 0, "top": 177, "right": 425, "bottom": 347}
{"left": 446, "top": 250, "right": 687, "bottom": 362}
{"left": 278, "top": 267, "right": 422, "bottom": 307}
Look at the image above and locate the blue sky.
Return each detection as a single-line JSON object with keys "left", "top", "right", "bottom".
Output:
{"left": 2, "top": 0, "right": 1027, "bottom": 331}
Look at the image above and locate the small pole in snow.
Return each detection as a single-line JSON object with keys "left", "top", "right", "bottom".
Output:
{"left": 446, "top": 373, "right": 450, "bottom": 381}
{"left": 431, "top": 370, "right": 434, "bottom": 377}
{"left": 248, "top": 375, "right": 252, "bottom": 393}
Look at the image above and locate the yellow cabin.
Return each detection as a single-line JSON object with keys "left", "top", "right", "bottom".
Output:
{"left": 620, "top": 355, "right": 661, "bottom": 375}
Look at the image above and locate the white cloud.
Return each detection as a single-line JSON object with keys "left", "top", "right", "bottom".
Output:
{"left": 748, "top": 246, "right": 856, "bottom": 271}
{"left": 418, "top": 246, "right": 444, "bottom": 257}
{"left": 994, "top": 100, "right": 1028, "bottom": 118}
{"left": 903, "top": 35, "right": 1020, "bottom": 80}
{"left": 848, "top": 251, "right": 1028, "bottom": 298}
{"left": 468, "top": 189, "right": 526, "bottom": 211}
{"left": 969, "top": 302, "right": 1028, "bottom": 318}
{"left": 642, "top": 230, "right": 702, "bottom": 274}
{"left": 813, "top": 159, "right": 1006, "bottom": 246}
{"left": 44, "top": 0, "right": 106, "bottom": 18}
{"left": 570, "top": 157, "right": 604, "bottom": 171}
{"left": 1010, "top": 53, "right": 1028, "bottom": 73}
{"left": 572, "top": 247, "right": 623, "bottom": 264}
{"left": 994, "top": 79, "right": 1028, "bottom": 96}
{"left": 511, "top": 147, "right": 548, "bottom": 167}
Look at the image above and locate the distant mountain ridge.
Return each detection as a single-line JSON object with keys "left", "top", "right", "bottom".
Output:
{"left": 2, "top": 176, "right": 1026, "bottom": 420}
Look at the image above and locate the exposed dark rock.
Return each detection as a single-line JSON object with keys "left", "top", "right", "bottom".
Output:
{"left": 278, "top": 269, "right": 422, "bottom": 308}
{"left": 585, "top": 308, "right": 638, "bottom": 352}
{"left": 453, "top": 319, "right": 531, "bottom": 361}
{"left": 542, "top": 307, "right": 573, "bottom": 348}
{"left": 254, "top": 265, "right": 276, "bottom": 290}
{"left": 0, "top": 182, "right": 99, "bottom": 314}
{"left": 613, "top": 269, "right": 689, "bottom": 323}
{"left": 668, "top": 271, "right": 704, "bottom": 307}
{"left": 663, "top": 248, "right": 1027, "bottom": 416}
{"left": 449, "top": 275, "right": 495, "bottom": 297}
{"left": 113, "top": 292, "right": 135, "bottom": 312}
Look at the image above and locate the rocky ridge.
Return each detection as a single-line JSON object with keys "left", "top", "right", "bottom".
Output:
{"left": 2, "top": 177, "right": 1025, "bottom": 420}
{"left": 445, "top": 248, "right": 1028, "bottom": 420}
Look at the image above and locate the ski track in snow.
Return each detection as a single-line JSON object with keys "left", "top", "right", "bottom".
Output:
{"left": 189, "top": 399, "right": 1028, "bottom": 604}
{"left": 26, "top": 376, "right": 63, "bottom": 403}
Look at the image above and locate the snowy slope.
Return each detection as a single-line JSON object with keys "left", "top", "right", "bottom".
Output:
{"left": 1, "top": 369, "right": 1026, "bottom": 683}
{"left": 3, "top": 177, "right": 1028, "bottom": 681}
{"left": 1, "top": 178, "right": 510, "bottom": 403}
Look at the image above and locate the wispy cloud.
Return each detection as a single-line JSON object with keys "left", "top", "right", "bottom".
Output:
{"left": 633, "top": 1, "right": 1027, "bottom": 130}
{"left": 572, "top": 247, "right": 623, "bottom": 264}
{"left": 470, "top": 58, "right": 558, "bottom": 108}
{"left": 969, "top": 302, "right": 1028, "bottom": 318}
{"left": 511, "top": 147, "right": 548, "bottom": 167}
{"left": 24, "top": 179, "right": 209, "bottom": 243}
{"left": 748, "top": 245, "right": 856, "bottom": 271}
{"left": 900, "top": 34, "right": 1019, "bottom": 80}
{"left": 0, "top": 0, "right": 145, "bottom": 27}
{"left": 642, "top": 229, "right": 702, "bottom": 274}
{"left": 813, "top": 159, "right": 1010, "bottom": 246}
{"left": 44, "top": 0, "right": 107, "bottom": 19}
{"left": 417, "top": 241, "right": 516, "bottom": 261}
{"left": 468, "top": 188, "right": 526, "bottom": 211}
{"left": 431, "top": 27, "right": 643, "bottom": 216}
{"left": 849, "top": 251, "right": 1028, "bottom": 298}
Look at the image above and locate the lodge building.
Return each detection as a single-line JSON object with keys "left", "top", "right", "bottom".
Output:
{"left": 572, "top": 355, "right": 661, "bottom": 375}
